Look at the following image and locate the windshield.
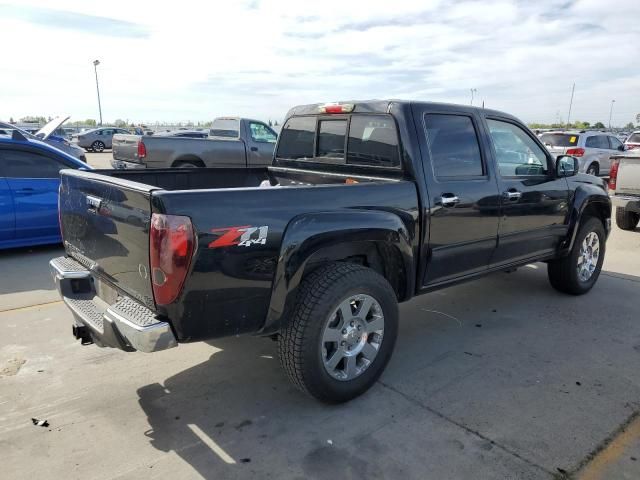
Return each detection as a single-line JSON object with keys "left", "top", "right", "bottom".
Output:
{"left": 628, "top": 133, "right": 640, "bottom": 143}
{"left": 540, "top": 133, "right": 579, "bottom": 147}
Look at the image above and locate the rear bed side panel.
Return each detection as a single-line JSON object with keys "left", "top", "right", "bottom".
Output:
{"left": 59, "top": 170, "right": 157, "bottom": 309}
{"left": 152, "top": 181, "right": 419, "bottom": 342}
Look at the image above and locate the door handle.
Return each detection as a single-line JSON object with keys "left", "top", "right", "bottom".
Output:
{"left": 16, "top": 187, "right": 36, "bottom": 195}
{"left": 502, "top": 190, "right": 522, "bottom": 201}
{"left": 250, "top": 146, "right": 258, "bottom": 152}
{"left": 440, "top": 194, "right": 460, "bottom": 207}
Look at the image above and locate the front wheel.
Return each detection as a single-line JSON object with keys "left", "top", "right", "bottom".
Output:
{"left": 278, "top": 262, "right": 398, "bottom": 403}
{"left": 548, "top": 217, "right": 606, "bottom": 295}
{"left": 615, "top": 207, "right": 639, "bottom": 231}
{"left": 91, "top": 140, "right": 105, "bottom": 152}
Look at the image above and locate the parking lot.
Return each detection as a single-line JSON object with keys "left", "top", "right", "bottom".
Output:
{"left": 1, "top": 151, "right": 639, "bottom": 480}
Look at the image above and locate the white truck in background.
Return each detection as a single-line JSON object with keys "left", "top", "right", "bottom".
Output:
{"left": 609, "top": 151, "right": 640, "bottom": 230}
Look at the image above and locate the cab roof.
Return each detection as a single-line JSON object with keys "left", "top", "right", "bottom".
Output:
{"left": 285, "top": 99, "right": 517, "bottom": 122}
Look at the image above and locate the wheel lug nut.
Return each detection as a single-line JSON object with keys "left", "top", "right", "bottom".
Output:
{"left": 350, "top": 321, "right": 355, "bottom": 327}
{"left": 357, "top": 325, "right": 361, "bottom": 331}
{"left": 342, "top": 329, "right": 347, "bottom": 335}
{"left": 341, "top": 341, "right": 346, "bottom": 346}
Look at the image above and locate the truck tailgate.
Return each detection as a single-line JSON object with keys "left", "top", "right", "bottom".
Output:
{"left": 112, "top": 134, "right": 142, "bottom": 163}
{"left": 617, "top": 155, "right": 640, "bottom": 196}
{"left": 59, "top": 169, "right": 156, "bottom": 309}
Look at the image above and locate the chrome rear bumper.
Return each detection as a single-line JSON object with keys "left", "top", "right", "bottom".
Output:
{"left": 50, "top": 256, "right": 177, "bottom": 353}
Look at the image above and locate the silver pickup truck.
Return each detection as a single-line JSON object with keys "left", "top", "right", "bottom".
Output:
{"left": 111, "top": 117, "right": 277, "bottom": 169}
{"left": 609, "top": 150, "right": 640, "bottom": 230}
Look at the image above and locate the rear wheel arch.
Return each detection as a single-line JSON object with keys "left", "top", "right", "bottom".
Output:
{"left": 171, "top": 155, "right": 205, "bottom": 168}
{"left": 262, "top": 212, "right": 415, "bottom": 335}
{"left": 586, "top": 162, "right": 599, "bottom": 175}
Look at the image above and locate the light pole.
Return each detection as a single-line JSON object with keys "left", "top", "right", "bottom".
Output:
{"left": 93, "top": 59, "right": 103, "bottom": 126}
{"left": 608, "top": 99, "right": 615, "bottom": 130}
{"left": 470, "top": 88, "right": 477, "bottom": 106}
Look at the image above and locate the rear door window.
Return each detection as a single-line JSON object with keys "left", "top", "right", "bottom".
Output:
{"left": 0, "top": 149, "right": 68, "bottom": 178}
{"left": 276, "top": 116, "right": 316, "bottom": 160}
{"left": 317, "top": 120, "right": 347, "bottom": 160}
{"left": 424, "top": 114, "right": 483, "bottom": 178}
{"left": 347, "top": 115, "right": 399, "bottom": 167}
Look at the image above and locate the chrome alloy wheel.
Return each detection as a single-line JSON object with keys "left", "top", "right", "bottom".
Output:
{"left": 321, "top": 294, "right": 384, "bottom": 381}
{"left": 577, "top": 231, "right": 600, "bottom": 282}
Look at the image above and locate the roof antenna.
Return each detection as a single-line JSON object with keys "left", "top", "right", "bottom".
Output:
{"left": 482, "top": 100, "right": 485, "bottom": 109}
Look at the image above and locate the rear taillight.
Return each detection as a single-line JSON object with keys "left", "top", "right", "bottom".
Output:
{"left": 609, "top": 159, "right": 620, "bottom": 191}
{"left": 566, "top": 147, "right": 585, "bottom": 157}
{"left": 137, "top": 141, "right": 147, "bottom": 158}
{"left": 149, "top": 213, "right": 195, "bottom": 305}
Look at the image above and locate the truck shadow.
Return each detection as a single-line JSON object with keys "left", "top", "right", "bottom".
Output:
{"left": 136, "top": 264, "right": 640, "bottom": 479}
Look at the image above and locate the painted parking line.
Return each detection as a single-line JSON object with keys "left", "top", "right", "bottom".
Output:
{"left": 578, "top": 413, "right": 640, "bottom": 480}
{"left": 0, "top": 300, "right": 63, "bottom": 314}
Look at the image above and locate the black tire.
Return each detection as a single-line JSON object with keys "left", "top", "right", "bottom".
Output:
{"left": 548, "top": 217, "right": 606, "bottom": 295}
{"left": 92, "top": 141, "right": 105, "bottom": 153}
{"left": 615, "top": 207, "right": 639, "bottom": 231}
{"left": 586, "top": 163, "right": 599, "bottom": 176}
{"left": 278, "top": 262, "right": 398, "bottom": 403}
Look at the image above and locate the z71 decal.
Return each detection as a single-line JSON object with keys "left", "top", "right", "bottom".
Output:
{"left": 208, "top": 226, "right": 269, "bottom": 248}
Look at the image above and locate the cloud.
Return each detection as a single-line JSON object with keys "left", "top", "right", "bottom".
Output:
{"left": 0, "top": 0, "right": 638, "bottom": 126}
{"left": 0, "top": 4, "right": 149, "bottom": 38}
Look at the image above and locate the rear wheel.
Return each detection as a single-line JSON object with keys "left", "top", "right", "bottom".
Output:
{"left": 278, "top": 262, "right": 398, "bottom": 403}
{"left": 548, "top": 217, "right": 605, "bottom": 295}
{"left": 586, "top": 163, "right": 599, "bottom": 176}
{"left": 615, "top": 207, "right": 640, "bottom": 231}
{"left": 91, "top": 140, "right": 105, "bottom": 153}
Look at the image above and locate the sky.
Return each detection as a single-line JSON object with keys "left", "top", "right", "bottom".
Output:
{"left": 1, "top": 0, "right": 638, "bottom": 126}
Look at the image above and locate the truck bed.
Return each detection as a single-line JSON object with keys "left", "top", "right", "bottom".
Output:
{"left": 58, "top": 166, "right": 417, "bottom": 342}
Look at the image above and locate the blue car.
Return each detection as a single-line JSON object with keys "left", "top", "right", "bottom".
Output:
{"left": 0, "top": 132, "right": 91, "bottom": 249}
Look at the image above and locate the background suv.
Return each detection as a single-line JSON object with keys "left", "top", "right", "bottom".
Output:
{"left": 540, "top": 131, "right": 625, "bottom": 176}
{"left": 625, "top": 131, "right": 640, "bottom": 151}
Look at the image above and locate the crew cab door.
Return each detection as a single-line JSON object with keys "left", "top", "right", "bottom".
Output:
{"left": 0, "top": 147, "right": 69, "bottom": 240}
{"left": 244, "top": 120, "right": 277, "bottom": 166}
{"left": 414, "top": 106, "right": 501, "bottom": 285}
{"left": 483, "top": 116, "right": 569, "bottom": 265}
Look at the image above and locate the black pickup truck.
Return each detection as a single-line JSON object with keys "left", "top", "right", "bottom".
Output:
{"left": 51, "top": 100, "right": 611, "bottom": 403}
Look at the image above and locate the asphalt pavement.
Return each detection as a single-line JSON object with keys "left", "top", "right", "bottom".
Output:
{"left": 1, "top": 152, "right": 639, "bottom": 479}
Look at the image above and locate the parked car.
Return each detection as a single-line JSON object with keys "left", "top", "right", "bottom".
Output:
{"left": 51, "top": 100, "right": 610, "bottom": 403}
{"left": 111, "top": 117, "right": 277, "bottom": 169}
{"left": 624, "top": 131, "right": 640, "bottom": 151}
{"left": 609, "top": 149, "right": 640, "bottom": 230}
{"left": 540, "top": 130, "right": 625, "bottom": 176}
{"left": 1, "top": 117, "right": 87, "bottom": 161}
{"left": 75, "top": 127, "right": 131, "bottom": 152}
{"left": 0, "top": 131, "right": 91, "bottom": 249}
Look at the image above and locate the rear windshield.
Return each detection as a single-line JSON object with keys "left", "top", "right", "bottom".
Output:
{"left": 276, "top": 114, "right": 400, "bottom": 168}
{"left": 540, "top": 133, "right": 579, "bottom": 147}
{"left": 210, "top": 118, "right": 239, "bottom": 138}
{"left": 628, "top": 133, "right": 640, "bottom": 143}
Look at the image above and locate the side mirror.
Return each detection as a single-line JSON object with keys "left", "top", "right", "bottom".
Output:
{"left": 556, "top": 155, "right": 579, "bottom": 177}
{"left": 619, "top": 144, "right": 626, "bottom": 151}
